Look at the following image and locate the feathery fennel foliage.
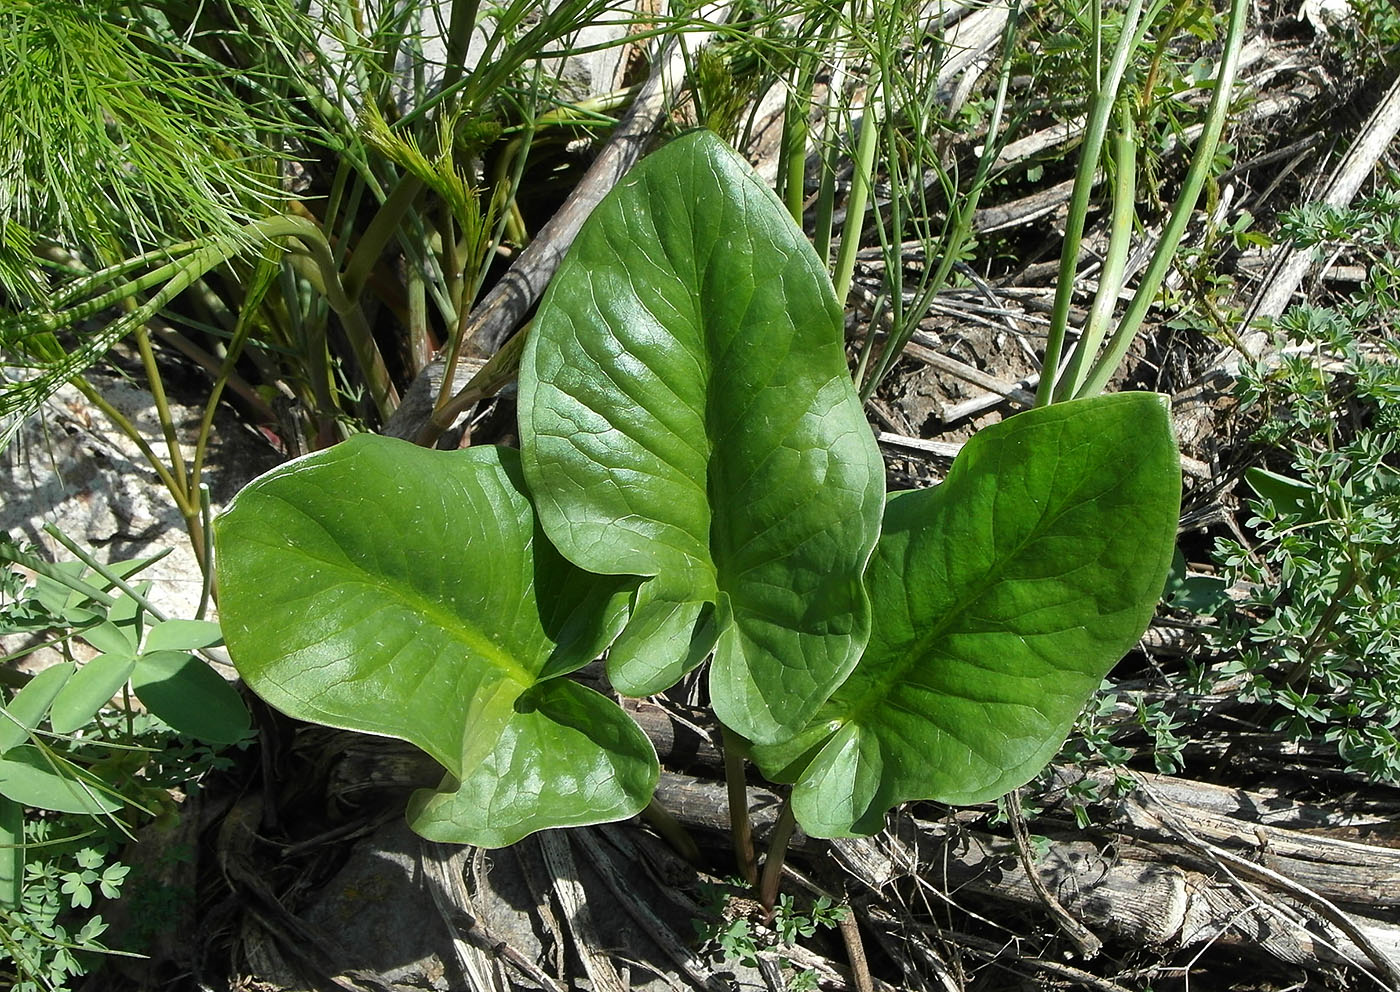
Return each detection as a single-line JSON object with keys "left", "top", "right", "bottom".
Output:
{"left": 0, "top": 0, "right": 305, "bottom": 450}
{"left": 0, "top": 2, "right": 289, "bottom": 279}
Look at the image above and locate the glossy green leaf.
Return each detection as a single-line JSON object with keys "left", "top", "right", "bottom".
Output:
{"left": 50, "top": 654, "right": 137, "bottom": 735}
{"left": 519, "top": 130, "right": 884, "bottom": 743}
{"left": 214, "top": 435, "right": 656, "bottom": 847}
{"left": 130, "top": 651, "right": 250, "bottom": 745}
{"left": 0, "top": 663, "right": 73, "bottom": 754}
{"left": 754, "top": 393, "right": 1181, "bottom": 837}
{"left": 0, "top": 745, "right": 122, "bottom": 814}
{"left": 409, "top": 678, "right": 660, "bottom": 847}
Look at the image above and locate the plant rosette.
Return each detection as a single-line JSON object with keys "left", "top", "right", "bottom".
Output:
{"left": 215, "top": 130, "right": 1181, "bottom": 847}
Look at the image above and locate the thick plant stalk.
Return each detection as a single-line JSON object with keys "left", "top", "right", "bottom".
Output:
{"left": 811, "top": 55, "right": 849, "bottom": 264}
{"left": 721, "top": 726, "right": 758, "bottom": 886}
{"left": 758, "top": 797, "right": 798, "bottom": 913}
{"left": 0, "top": 798, "right": 22, "bottom": 910}
{"left": 1054, "top": 99, "right": 1137, "bottom": 402}
{"left": 341, "top": 173, "right": 425, "bottom": 301}
{"left": 779, "top": 64, "right": 814, "bottom": 223}
{"left": 777, "top": 3, "right": 839, "bottom": 221}
{"left": 196, "top": 484, "right": 214, "bottom": 618}
{"left": 441, "top": 0, "right": 485, "bottom": 94}
{"left": 831, "top": 85, "right": 881, "bottom": 310}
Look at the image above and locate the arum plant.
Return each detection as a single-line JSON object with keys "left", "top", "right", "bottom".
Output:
{"left": 517, "top": 131, "right": 885, "bottom": 744}
{"left": 215, "top": 441, "right": 653, "bottom": 846}
{"left": 215, "top": 130, "right": 1180, "bottom": 854}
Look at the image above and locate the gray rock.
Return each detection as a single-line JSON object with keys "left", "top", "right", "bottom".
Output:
{"left": 2, "top": 372, "right": 278, "bottom": 625}
{"left": 300, "top": 819, "right": 457, "bottom": 990}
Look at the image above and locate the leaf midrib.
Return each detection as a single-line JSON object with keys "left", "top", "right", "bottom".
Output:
{"left": 841, "top": 454, "right": 1140, "bottom": 728}
{"left": 246, "top": 531, "right": 536, "bottom": 688}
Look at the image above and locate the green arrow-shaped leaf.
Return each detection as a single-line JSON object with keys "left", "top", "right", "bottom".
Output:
{"left": 519, "top": 130, "right": 884, "bottom": 744}
{"left": 214, "top": 436, "right": 655, "bottom": 847}
{"left": 754, "top": 393, "right": 1181, "bottom": 837}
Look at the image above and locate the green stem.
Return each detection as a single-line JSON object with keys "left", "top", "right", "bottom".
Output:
{"left": 781, "top": 78, "right": 813, "bottom": 223}
{"left": 442, "top": 201, "right": 464, "bottom": 334}
{"left": 322, "top": 157, "right": 356, "bottom": 264}
{"left": 0, "top": 799, "right": 23, "bottom": 911}
{"left": 782, "top": 5, "right": 839, "bottom": 225}
{"left": 186, "top": 255, "right": 281, "bottom": 575}
{"left": 149, "top": 324, "right": 273, "bottom": 421}
{"left": 41, "top": 526, "right": 169, "bottom": 622}
{"left": 407, "top": 261, "right": 431, "bottom": 372}
{"left": 441, "top": 0, "right": 483, "bottom": 94}
{"left": 850, "top": 293, "right": 884, "bottom": 390}
{"left": 195, "top": 485, "right": 215, "bottom": 619}
{"left": 721, "top": 725, "right": 758, "bottom": 886}
{"left": 1055, "top": 98, "right": 1138, "bottom": 402}
{"left": 859, "top": 3, "right": 1018, "bottom": 402}
{"left": 1035, "top": 0, "right": 1146, "bottom": 407}
{"left": 831, "top": 87, "right": 881, "bottom": 310}
{"left": 1091, "top": 0, "right": 1103, "bottom": 94}
{"left": 1075, "top": 0, "right": 1248, "bottom": 398}
{"left": 342, "top": 173, "right": 425, "bottom": 301}
{"left": 812, "top": 70, "right": 844, "bottom": 264}
{"left": 640, "top": 798, "right": 702, "bottom": 865}
{"left": 133, "top": 326, "right": 190, "bottom": 501}
{"left": 189, "top": 255, "right": 278, "bottom": 496}
{"left": 758, "top": 795, "right": 798, "bottom": 915}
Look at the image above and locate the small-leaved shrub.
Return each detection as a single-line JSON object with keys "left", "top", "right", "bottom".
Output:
{"left": 1211, "top": 198, "right": 1400, "bottom": 782}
